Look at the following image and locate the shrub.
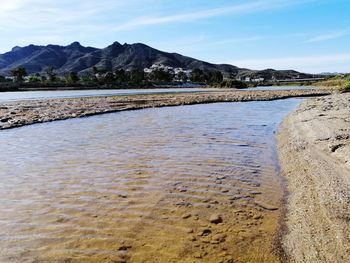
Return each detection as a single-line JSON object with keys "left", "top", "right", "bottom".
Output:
{"left": 318, "top": 79, "right": 346, "bottom": 87}
{"left": 342, "top": 81, "right": 350, "bottom": 92}
{"left": 28, "top": 75, "right": 41, "bottom": 83}
{"left": 219, "top": 79, "right": 247, "bottom": 89}
{"left": 65, "top": 72, "right": 80, "bottom": 84}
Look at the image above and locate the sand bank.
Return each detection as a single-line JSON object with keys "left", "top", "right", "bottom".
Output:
{"left": 0, "top": 89, "right": 330, "bottom": 130}
{"left": 278, "top": 93, "right": 350, "bottom": 262}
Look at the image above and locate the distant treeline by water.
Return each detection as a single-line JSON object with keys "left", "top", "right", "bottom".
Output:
{"left": 0, "top": 66, "right": 249, "bottom": 91}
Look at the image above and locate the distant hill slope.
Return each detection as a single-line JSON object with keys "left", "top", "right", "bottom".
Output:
{"left": 0, "top": 41, "right": 246, "bottom": 76}
{"left": 236, "top": 69, "right": 319, "bottom": 80}
{"left": 0, "top": 41, "right": 320, "bottom": 80}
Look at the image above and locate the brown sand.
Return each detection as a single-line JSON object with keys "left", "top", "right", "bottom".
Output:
{"left": 278, "top": 93, "right": 350, "bottom": 262}
{"left": 0, "top": 89, "right": 330, "bottom": 130}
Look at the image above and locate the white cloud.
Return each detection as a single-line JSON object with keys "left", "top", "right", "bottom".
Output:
{"left": 210, "top": 36, "right": 266, "bottom": 46}
{"left": 0, "top": 0, "right": 142, "bottom": 29}
{"left": 0, "top": 0, "right": 32, "bottom": 12}
{"left": 142, "top": 34, "right": 269, "bottom": 60}
{"left": 305, "top": 30, "right": 349, "bottom": 43}
{"left": 111, "top": 0, "right": 315, "bottom": 31}
{"left": 230, "top": 53, "right": 350, "bottom": 73}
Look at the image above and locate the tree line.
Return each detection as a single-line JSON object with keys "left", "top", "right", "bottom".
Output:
{"left": 0, "top": 65, "right": 247, "bottom": 89}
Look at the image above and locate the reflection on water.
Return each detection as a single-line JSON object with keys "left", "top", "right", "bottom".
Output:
{"left": 0, "top": 99, "right": 301, "bottom": 262}
{"left": 0, "top": 88, "right": 209, "bottom": 102}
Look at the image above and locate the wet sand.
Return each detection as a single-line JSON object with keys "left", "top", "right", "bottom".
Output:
{"left": 278, "top": 93, "right": 350, "bottom": 262}
{"left": 0, "top": 89, "right": 330, "bottom": 130}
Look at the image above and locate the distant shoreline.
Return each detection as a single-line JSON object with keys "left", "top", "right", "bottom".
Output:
{"left": 0, "top": 83, "right": 206, "bottom": 92}
{"left": 0, "top": 80, "right": 319, "bottom": 93}
{"left": 0, "top": 89, "right": 331, "bottom": 130}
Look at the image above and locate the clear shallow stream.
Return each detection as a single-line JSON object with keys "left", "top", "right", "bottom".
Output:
{"left": 0, "top": 99, "right": 302, "bottom": 262}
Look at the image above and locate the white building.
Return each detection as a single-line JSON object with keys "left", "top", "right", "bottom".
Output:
{"left": 252, "top": 77, "right": 265, "bottom": 82}
{"left": 143, "top": 64, "right": 192, "bottom": 79}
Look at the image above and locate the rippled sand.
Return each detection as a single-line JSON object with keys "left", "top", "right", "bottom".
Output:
{"left": 0, "top": 100, "right": 301, "bottom": 262}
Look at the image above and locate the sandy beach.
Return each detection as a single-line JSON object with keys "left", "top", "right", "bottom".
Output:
{"left": 278, "top": 93, "right": 350, "bottom": 262}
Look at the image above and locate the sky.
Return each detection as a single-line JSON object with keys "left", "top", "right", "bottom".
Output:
{"left": 0, "top": 0, "right": 349, "bottom": 73}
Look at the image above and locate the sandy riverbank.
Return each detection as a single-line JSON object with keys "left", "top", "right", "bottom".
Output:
{"left": 0, "top": 89, "right": 330, "bottom": 130}
{"left": 278, "top": 93, "right": 350, "bottom": 262}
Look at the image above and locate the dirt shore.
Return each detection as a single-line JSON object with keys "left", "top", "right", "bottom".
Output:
{"left": 0, "top": 89, "right": 330, "bottom": 130}
{"left": 278, "top": 93, "right": 350, "bottom": 262}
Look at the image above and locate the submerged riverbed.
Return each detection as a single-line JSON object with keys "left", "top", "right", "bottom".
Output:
{"left": 0, "top": 99, "right": 301, "bottom": 262}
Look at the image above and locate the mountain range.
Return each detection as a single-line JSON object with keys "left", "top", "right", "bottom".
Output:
{"left": 0, "top": 41, "right": 319, "bottom": 80}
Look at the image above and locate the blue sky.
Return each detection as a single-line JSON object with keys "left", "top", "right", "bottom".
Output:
{"left": 0, "top": 0, "right": 349, "bottom": 73}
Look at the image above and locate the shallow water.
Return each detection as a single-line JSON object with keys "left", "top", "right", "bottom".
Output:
{"left": 0, "top": 99, "right": 301, "bottom": 262}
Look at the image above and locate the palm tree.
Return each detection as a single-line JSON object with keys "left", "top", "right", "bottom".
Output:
{"left": 11, "top": 66, "right": 27, "bottom": 82}
{"left": 46, "top": 66, "right": 57, "bottom": 82}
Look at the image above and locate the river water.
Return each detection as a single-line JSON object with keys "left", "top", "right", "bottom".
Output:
{"left": 0, "top": 86, "right": 310, "bottom": 102}
{"left": 0, "top": 88, "right": 214, "bottom": 102}
{"left": 0, "top": 99, "right": 301, "bottom": 262}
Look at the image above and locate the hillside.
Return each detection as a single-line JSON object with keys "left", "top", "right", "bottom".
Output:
{"left": 0, "top": 41, "right": 322, "bottom": 81}
{"left": 0, "top": 42, "right": 245, "bottom": 77}
{"left": 236, "top": 69, "right": 318, "bottom": 80}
